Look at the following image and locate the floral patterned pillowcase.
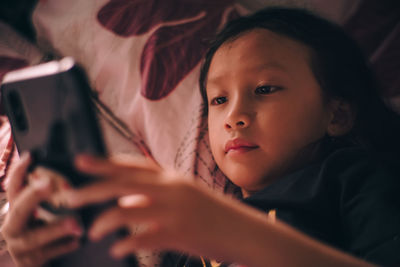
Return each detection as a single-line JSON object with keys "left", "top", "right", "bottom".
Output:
{"left": 31, "top": 0, "right": 243, "bottom": 193}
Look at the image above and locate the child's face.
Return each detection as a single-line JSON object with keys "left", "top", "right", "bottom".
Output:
{"left": 206, "top": 29, "right": 334, "bottom": 197}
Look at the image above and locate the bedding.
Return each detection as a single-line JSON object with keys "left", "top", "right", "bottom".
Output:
{"left": 0, "top": 0, "right": 399, "bottom": 266}
{"left": 31, "top": 0, "right": 243, "bottom": 193}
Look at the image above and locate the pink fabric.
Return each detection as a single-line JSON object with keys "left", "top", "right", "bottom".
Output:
{"left": 97, "top": 0, "right": 239, "bottom": 100}
{"left": 32, "top": 0, "right": 242, "bottom": 192}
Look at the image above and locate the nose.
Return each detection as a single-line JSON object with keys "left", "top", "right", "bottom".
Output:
{"left": 224, "top": 101, "right": 252, "bottom": 130}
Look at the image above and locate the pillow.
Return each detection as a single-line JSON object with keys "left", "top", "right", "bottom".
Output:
{"left": 32, "top": 0, "right": 243, "bottom": 194}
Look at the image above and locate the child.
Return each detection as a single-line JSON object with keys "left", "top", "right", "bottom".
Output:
{"left": 2, "top": 7, "right": 400, "bottom": 267}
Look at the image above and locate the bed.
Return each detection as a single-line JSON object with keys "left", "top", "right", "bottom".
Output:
{"left": 0, "top": 0, "right": 399, "bottom": 266}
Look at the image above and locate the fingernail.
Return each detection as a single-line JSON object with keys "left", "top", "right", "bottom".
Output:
{"left": 110, "top": 246, "right": 124, "bottom": 259}
{"left": 89, "top": 228, "right": 100, "bottom": 241}
{"left": 64, "top": 218, "right": 83, "bottom": 236}
{"left": 32, "top": 176, "right": 50, "bottom": 190}
{"left": 75, "top": 155, "right": 94, "bottom": 168}
{"left": 78, "top": 154, "right": 94, "bottom": 163}
{"left": 62, "top": 191, "right": 78, "bottom": 208}
{"left": 20, "top": 152, "right": 31, "bottom": 162}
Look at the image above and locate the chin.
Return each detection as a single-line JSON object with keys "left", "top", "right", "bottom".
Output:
{"left": 226, "top": 170, "right": 267, "bottom": 191}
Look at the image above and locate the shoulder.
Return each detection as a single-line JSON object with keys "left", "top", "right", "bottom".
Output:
{"left": 324, "top": 147, "right": 400, "bottom": 265}
{"left": 321, "top": 146, "right": 399, "bottom": 190}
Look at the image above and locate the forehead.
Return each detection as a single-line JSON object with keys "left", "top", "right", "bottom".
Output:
{"left": 208, "top": 29, "right": 313, "bottom": 81}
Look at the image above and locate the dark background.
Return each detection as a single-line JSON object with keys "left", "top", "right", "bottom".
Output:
{"left": 0, "top": 0, "right": 39, "bottom": 41}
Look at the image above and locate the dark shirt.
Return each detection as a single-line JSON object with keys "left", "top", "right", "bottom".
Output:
{"left": 162, "top": 147, "right": 400, "bottom": 267}
{"left": 243, "top": 147, "right": 400, "bottom": 266}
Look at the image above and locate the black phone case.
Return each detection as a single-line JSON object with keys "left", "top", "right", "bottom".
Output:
{"left": 1, "top": 60, "right": 136, "bottom": 267}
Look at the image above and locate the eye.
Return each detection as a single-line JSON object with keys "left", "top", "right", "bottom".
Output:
{"left": 255, "top": 85, "right": 281, "bottom": 95}
{"left": 210, "top": 96, "right": 227, "bottom": 105}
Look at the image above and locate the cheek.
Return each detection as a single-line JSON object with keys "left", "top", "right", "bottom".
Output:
{"left": 258, "top": 100, "right": 329, "bottom": 152}
{"left": 208, "top": 115, "right": 223, "bottom": 160}
{"left": 208, "top": 129, "right": 218, "bottom": 157}
{"left": 294, "top": 99, "right": 331, "bottom": 139}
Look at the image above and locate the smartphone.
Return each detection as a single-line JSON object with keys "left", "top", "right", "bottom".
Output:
{"left": 1, "top": 58, "right": 136, "bottom": 267}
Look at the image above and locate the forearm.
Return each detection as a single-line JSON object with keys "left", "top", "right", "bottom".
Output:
{"left": 62, "top": 158, "right": 379, "bottom": 267}
{"left": 209, "top": 196, "right": 376, "bottom": 267}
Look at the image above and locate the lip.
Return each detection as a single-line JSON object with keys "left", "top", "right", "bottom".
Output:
{"left": 225, "top": 138, "right": 259, "bottom": 154}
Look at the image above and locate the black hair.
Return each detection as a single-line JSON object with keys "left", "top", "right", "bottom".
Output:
{"left": 199, "top": 7, "right": 400, "bottom": 155}
{"left": 0, "top": 0, "right": 38, "bottom": 41}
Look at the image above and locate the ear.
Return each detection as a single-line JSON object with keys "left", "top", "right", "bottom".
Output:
{"left": 327, "top": 99, "right": 356, "bottom": 137}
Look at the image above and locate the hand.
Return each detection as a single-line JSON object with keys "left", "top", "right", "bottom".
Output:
{"left": 66, "top": 156, "right": 379, "bottom": 267}
{"left": 1, "top": 154, "right": 83, "bottom": 267}
{"left": 65, "top": 155, "right": 247, "bottom": 260}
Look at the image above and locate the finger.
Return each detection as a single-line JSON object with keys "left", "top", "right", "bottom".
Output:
{"left": 75, "top": 155, "right": 157, "bottom": 178}
{"left": 41, "top": 238, "right": 80, "bottom": 264}
{"left": 6, "top": 152, "right": 31, "bottom": 204}
{"left": 19, "top": 237, "right": 80, "bottom": 267}
{"left": 4, "top": 178, "right": 52, "bottom": 237}
{"left": 64, "top": 179, "right": 165, "bottom": 209}
{"left": 10, "top": 217, "right": 83, "bottom": 254}
{"left": 110, "top": 226, "right": 168, "bottom": 259}
{"left": 89, "top": 205, "right": 163, "bottom": 241}
{"left": 109, "top": 154, "right": 161, "bottom": 170}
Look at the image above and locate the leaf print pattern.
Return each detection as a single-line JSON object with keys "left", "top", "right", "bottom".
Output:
{"left": 97, "top": 0, "right": 240, "bottom": 100}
